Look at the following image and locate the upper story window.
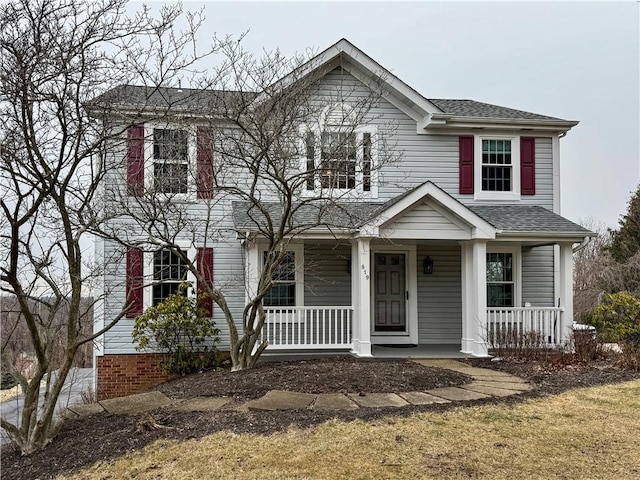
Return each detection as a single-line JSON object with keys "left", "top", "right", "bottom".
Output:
{"left": 153, "top": 129, "right": 189, "bottom": 194}
{"left": 303, "top": 103, "right": 376, "bottom": 197}
{"left": 481, "top": 139, "right": 512, "bottom": 192}
{"left": 472, "top": 135, "right": 522, "bottom": 201}
{"left": 152, "top": 249, "right": 187, "bottom": 305}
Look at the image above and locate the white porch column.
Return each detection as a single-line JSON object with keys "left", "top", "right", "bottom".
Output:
{"left": 350, "top": 237, "right": 372, "bottom": 357}
{"left": 471, "top": 240, "right": 489, "bottom": 357}
{"left": 460, "top": 242, "right": 474, "bottom": 354}
{"left": 558, "top": 242, "right": 575, "bottom": 342}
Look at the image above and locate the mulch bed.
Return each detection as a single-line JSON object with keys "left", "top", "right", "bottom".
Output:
{"left": 2, "top": 356, "right": 639, "bottom": 480}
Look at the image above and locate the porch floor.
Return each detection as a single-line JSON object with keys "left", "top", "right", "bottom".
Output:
{"left": 372, "top": 344, "right": 468, "bottom": 359}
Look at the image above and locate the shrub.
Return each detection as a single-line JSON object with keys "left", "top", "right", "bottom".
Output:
{"left": 573, "top": 329, "right": 598, "bottom": 363}
{"left": 132, "top": 283, "right": 221, "bottom": 375}
{"left": 587, "top": 291, "right": 640, "bottom": 343}
{"left": 618, "top": 332, "right": 640, "bottom": 371}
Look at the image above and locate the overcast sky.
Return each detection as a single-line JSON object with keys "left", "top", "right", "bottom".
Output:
{"left": 140, "top": 0, "right": 640, "bottom": 228}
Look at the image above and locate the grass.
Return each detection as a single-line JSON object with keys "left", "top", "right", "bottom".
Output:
{"left": 62, "top": 380, "right": 640, "bottom": 480}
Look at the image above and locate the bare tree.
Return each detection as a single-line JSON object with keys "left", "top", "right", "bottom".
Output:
{"left": 0, "top": 0, "right": 220, "bottom": 454}
{"left": 104, "top": 40, "right": 400, "bottom": 370}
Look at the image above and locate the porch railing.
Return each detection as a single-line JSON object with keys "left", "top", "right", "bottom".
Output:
{"left": 261, "top": 306, "right": 353, "bottom": 350}
{"left": 486, "top": 307, "right": 565, "bottom": 347}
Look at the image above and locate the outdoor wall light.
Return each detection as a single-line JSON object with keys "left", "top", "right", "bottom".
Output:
{"left": 423, "top": 256, "right": 434, "bottom": 274}
{"left": 347, "top": 259, "right": 352, "bottom": 274}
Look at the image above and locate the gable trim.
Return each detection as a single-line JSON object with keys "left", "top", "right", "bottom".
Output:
{"left": 359, "top": 181, "right": 496, "bottom": 240}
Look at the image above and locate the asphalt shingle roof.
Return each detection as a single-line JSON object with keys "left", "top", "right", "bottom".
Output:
{"left": 233, "top": 199, "right": 591, "bottom": 237}
{"left": 232, "top": 201, "right": 383, "bottom": 232}
{"left": 92, "top": 86, "right": 566, "bottom": 123}
{"left": 428, "top": 98, "right": 565, "bottom": 122}
{"left": 89, "top": 85, "right": 256, "bottom": 113}
{"left": 469, "top": 205, "right": 592, "bottom": 234}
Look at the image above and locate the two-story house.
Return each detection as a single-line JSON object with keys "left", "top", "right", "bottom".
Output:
{"left": 93, "top": 39, "right": 592, "bottom": 399}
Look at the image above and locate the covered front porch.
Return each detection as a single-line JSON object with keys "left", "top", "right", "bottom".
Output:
{"left": 239, "top": 182, "right": 591, "bottom": 358}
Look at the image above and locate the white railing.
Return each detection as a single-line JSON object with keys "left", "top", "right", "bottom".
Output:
{"left": 262, "top": 306, "right": 353, "bottom": 350}
{"left": 487, "top": 307, "right": 565, "bottom": 347}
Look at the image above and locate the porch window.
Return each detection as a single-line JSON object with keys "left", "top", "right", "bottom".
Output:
{"left": 153, "top": 128, "right": 189, "bottom": 194}
{"left": 486, "top": 252, "right": 514, "bottom": 307}
{"left": 152, "top": 249, "right": 188, "bottom": 305}
{"left": 263, "top": 251, "right": 297, "bottom": 307}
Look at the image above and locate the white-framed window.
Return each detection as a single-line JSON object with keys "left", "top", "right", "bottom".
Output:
{"left": 302, "top": 103, "right": 377, "bottom": 197}
{"left": 486, "top": 247, "right": 521, "bottom": 308}
{"left": 261, "top": 244, "right": 304, "bottom": 308}
{"left": 474, "top": 135, "right": 521, "bottom": 201}
{"left": 151, "top": 249, "right": 188, "bottom": 305}
{"left": 153, "top": 128, "right": 189, "bottom": 194}
{"left": 143, "top": 246, "right": 197, "bottom": 308}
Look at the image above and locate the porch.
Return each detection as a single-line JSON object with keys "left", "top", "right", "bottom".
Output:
{"left": 260, "top": 305, "right": 567, "bottom": 355}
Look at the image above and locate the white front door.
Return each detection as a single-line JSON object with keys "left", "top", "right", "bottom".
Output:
{"left": 374, "top": 253, "right": 407, "bottom": 332}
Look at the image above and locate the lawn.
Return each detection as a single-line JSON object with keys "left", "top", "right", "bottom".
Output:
{"left": 62, "top": 379, "right": 640, "bottom": 480}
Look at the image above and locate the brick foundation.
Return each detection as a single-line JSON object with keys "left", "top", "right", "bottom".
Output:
{"left": 96, "top": 353, "right": 175, "bottom": 400}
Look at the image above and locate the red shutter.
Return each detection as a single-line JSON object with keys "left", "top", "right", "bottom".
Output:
{"left": 459, "top": 136, "right": 474, "bottom": 194}
{"left": 125, "top": 247, "right": 144, "bottom": 318}
{"left": 520, "top": 137, "right": 536, "bottom": 195}
{"left": 197, "top": 247, "right": 214, "bottom": 316}
{"left": 196, "top": 127, "right": 214, "bottom": 199}
{"left": 127, "top": 125, "right": 145, "bottom": 196}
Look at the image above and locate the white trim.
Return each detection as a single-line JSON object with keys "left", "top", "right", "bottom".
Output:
{"left": 142, "top": 244, "right": 197, "bottom": 310}
{"left": 257, "top": 242, "right": 305, "bottom": 308}
{"left": 474, "top": 135, "right": 521, "bottom": 201}
{"left": 552, "top": 134, "right": 561, "bottom": 214}
{"left": 369, "top": 245, "right": 418, "bottom": 346}
{"left": 360, "top": 181, "right": 496, "bottom": 239}
{"left": 142, "top": 122, "right": 197, "bottom": 201}
{"left": 300, "top": 119, "right": 379, "bottom": 199}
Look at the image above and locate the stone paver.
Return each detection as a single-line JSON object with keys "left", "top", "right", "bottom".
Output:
{"left": 426, "top": 387, "right": 490, "bottom": 402}
{"left": 169, "top": 396, "right": 230, "bottom": 412}
{"left": 348, "top": 393, "right": 409, "bottom": 408}
{"left": 245, "top": 390, "right": 316, "bottom": 411}
{"left": 99, "top": 391, "right": 173, "bottom": 415}
{"left": 462, "top": 382, "right": 524, "bottom": 397}
{"left": 312, "top": 393, "right": 359, "bottom": 411}
{"left": 67, "top": 403, "right": 105, "bottom": 417}
{"left": 472, "top": 380, "right": 533, "bottom": 391}
{"left": 398, "top": 391, "right": 451, "bottom": 405}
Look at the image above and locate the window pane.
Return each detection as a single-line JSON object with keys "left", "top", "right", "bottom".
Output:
{"left": 154, "top": 163, "right": 188, "bottom": 193}
{"left": 263, "top": 283, "right": 296, "bottom": 307}
{"left": 487, "top": 284, "right": 514, "bottom": 307}
{"left": 152, "top": 249, "right": 187, "bottom": 305}
{"left": 320, "top": 131, "right": 356, "bottom": 190}
{"left": 153, "top": 129, "right": 188, "bottom": 160}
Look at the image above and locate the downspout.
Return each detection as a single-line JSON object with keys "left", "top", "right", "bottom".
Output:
{"left": 572, "top": 236, "right": 591, "bottom": 254}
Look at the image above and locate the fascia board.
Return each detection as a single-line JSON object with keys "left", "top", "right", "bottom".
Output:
{"left": 425, "top": 116, "right": 579, "bottom": 133}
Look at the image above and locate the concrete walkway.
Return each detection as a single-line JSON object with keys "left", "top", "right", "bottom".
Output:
{"left": 65, "top": 360, "right": 530, "bottom": 417}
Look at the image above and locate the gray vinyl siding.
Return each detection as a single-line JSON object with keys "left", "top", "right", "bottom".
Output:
{"left": 311, "top": 69, "right": 556, "bottom": 210}
{"left": 416, "top": 244, "right": 462, "bottom": 345}
{"left": 97, "top": 68, "right": 558, "bottom": 355}
{"left": 304, "top": 242, "right": 352, "bottom": 306}
{"left": 521, "top": 245, "right": 555, "bottom": 307}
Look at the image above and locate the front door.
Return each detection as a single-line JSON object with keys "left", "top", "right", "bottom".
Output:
{"left": 374, "top": 253, "right": 406, "bottom": 332}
